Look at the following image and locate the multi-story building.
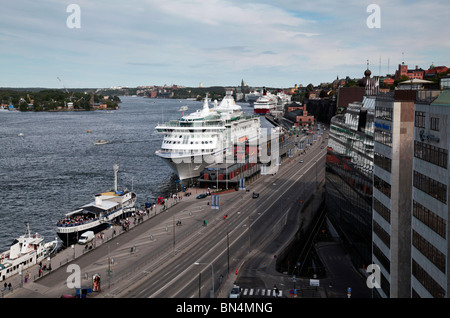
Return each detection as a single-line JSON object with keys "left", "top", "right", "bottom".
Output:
{"left": 325, "top": 68, "right": 376, "bottom": 269}
{"left": 372, "top": 90, "right": 416, "bottom": 298}
{"left": 284, "top": 102, "right": 315, "bottom": 128}
{"left": 395, "top": 63, "right": 425, "bottom": 80}
{"left": 411, "top": 90, "right": 450, "bottom": 298}
{"left": 327, "top": 67, "right": 450, "bottom": 298}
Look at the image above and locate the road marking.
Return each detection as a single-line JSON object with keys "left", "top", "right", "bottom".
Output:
{"left": 143, "top": 147, "right": 326, "bottom": 298}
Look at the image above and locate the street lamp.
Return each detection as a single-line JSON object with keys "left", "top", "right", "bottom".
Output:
{"left": 194, "top": 262, "right": 215, "bottom": 298}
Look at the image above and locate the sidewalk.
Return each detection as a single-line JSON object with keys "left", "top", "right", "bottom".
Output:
{"left": 2, "top": 188, "right": 198, "bottom": 298}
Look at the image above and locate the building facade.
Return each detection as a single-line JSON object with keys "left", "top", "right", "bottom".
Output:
{"left": 411, "top": 91, "right": 450, "bottom": 298}
{"left": 372, "top": 90, "right": 416, "bottom": 298}
{"left": 325, "top": 95, "right": 375, "bottom": 269}
{"left": 395, "top": 63, "right": 425, "bottom": 80}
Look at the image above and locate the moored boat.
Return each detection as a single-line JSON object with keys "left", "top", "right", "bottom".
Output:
{"left": 253, "top": 88, "right": 277, "bottom": 114}
{"left": 154, "top": 92, "right": 261, "bottom": 180}
{"left": 0, "top": 223, "right": 58, "bottom": 281}
{"left": 56, "top": 165, "right": 137, "bottom": 246}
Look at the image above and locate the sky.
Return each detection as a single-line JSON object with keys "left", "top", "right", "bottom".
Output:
{"left": 1, "top": 0, "right": 449, "bottom": 89}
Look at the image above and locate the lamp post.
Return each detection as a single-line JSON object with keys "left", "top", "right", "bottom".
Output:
{"left": 194, "top": 262, "right": 215, "bottom": 298}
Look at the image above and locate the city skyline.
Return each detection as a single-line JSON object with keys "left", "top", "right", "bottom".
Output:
{"left": 1, "top": 0, "right": 449, "bottom": 88}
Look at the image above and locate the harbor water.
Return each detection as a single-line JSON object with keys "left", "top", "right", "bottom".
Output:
{"left": 0, "top": 97, "right": 201, "bottom": 251}
{"left": 0, "top": 97, "right": 269, "bottom": 252}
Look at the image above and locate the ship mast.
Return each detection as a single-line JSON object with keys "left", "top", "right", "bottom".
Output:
{"left": 113, "top": 164, "right": 119, "bottom": 193}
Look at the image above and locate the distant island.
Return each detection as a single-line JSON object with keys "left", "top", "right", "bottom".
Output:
{"left": 0, "top": 88, "right": 120, "bottom": 111}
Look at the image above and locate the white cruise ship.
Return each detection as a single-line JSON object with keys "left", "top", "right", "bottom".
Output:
{"left": 245, "top": 90, "right": 262, "bottom": 104}
{"left": 277, "top": 92, "right": 292, "bottom": 107}
{"left": 155, "top": 92, "right": 261, "bottom": 180}
{"left": 253, "top": 89, "right": 278, "bottom": 114}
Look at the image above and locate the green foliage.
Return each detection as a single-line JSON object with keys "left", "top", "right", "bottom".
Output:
{"left": 0, "top": 89, "right": 120, "bottom": 111}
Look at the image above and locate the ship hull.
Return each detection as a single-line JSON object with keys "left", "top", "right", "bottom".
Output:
{"left": 57, "top": 222, "right": 110, "bottom": 247}
{"left": 253, "top": 108, "right": 271, "bottom": 114}
{"left": 156, "top": 152, "right": 225, "bottom": 180}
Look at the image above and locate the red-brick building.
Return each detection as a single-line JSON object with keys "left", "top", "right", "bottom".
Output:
{"left": 424, "top": 64, "right": 448, "bottom": 78}
{"left": 284, "top": 102, "right": 314, "bottom": 127}
{"left": 394, "top": 62, "right": 424, "bottom": 80}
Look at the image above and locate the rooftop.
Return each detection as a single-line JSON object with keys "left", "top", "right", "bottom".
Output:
{"left": 431, "top": 90, "right": 450, "bottom": 106}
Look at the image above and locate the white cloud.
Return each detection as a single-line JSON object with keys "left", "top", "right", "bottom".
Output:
{"left": 0, "top": 0, "right": 449, "bottom": 87}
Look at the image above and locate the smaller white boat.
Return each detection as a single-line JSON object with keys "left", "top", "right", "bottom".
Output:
{"left": 0, "top": 223, "right": 59, "bottom": 281}
{"left": 178, "top": 105, "right": 188, "bottom": 116}
{"left": 94, "top": 140, "right": 109, "bottom": 145}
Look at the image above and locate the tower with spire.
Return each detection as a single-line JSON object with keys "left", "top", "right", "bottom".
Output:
{"left": 364, "top": 60, "right": 379, "bottom": 95}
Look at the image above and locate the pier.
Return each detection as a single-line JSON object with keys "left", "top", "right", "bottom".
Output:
{"left": 4, "top": 128, "right": 326, "bottom": 298}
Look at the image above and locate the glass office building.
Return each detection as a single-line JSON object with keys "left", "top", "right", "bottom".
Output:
{"left": 326, "top": 96, "right": 375, "bottom": 269}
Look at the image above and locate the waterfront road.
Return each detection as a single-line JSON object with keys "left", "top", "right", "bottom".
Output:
{"left": 9, "top": 131, "right": 327, "bottom": 298}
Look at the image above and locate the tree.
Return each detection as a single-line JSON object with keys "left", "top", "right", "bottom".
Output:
{"left": 394, "top": 75, "right": 409, "bottom": 87}
{"left": 19, "top": 101, "right": 29, "bottom": 112}
{"left": 344, "top": 79, "right": 357, "bottom": 87}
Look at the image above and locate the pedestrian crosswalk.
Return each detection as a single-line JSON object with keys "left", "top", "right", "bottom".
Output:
{"left": 240, "top": 287, "right": 283, "bottom": 298}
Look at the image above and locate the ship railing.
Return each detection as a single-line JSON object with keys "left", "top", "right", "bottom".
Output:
{"left": 157, "top": 120, "right": 224, "bottom": 128}
{"left": 56, "top": 218, "right": 99, "bottom": 227}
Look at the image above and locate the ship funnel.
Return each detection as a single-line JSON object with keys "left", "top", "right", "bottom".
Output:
{"left": 202, "top": 94, "right": 210, "bottom": 111}
{"left": 95, "top": 194, "right": 102, "bottom": 206}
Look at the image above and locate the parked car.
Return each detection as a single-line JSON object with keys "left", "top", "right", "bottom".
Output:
{"left": 196, "top": 193, "right": 207, "bottom": 199}
{"left": 299, "top": 160, "right": 304, "bottom": 163}
{"left": 229, "top": 285, "right": 240, "bottom": 298}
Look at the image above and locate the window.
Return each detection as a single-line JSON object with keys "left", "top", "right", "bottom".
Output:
{"left": 373, "top": 220, "right": 390, "bottom": 248}
{"left": 374, "top": 175, "right": 391, "bottom": 198}
{"left": 373, "top": 197, "right": 391, "bottom": 223}
{"left": 375, "top": 106, "right": 393, "bottom": 121}
{"left": 413, "top": 171, "right": 447, "bottom": 203}
{"left": 412, "top": 260, "right": 445, "bottom": 298}
{"left": 413, "top": 231, "right": 445, "bottom": 273}
{"left": 373, "top": 243, "right": 390, "bottom": 274}
{"left": 413, "top": 200, "right": 446, "bottom": 239}
{"left": 374, "top": 128, "right": 392, "bottom": 147}
{"left": 415, "top": 111, "right": 426, "bottom": 128}
{"left": 414, "top": 141, "right": 448, "bottom": 169}
{"left": 374, "top": 152, "right": 392, "bottom": 172}
{"left": 430, "top": 117, "right": 439, "bottom": 131}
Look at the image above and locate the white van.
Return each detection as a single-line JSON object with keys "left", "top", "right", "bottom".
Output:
{"left": 78, "top": 231, "right": 95, "bottom": 244}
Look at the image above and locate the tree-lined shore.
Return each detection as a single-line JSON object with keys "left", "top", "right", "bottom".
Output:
{"left": 0, "top": 89, "right": 120, "bottom": 111}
